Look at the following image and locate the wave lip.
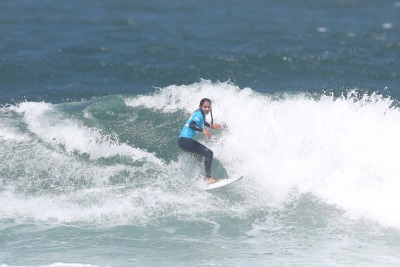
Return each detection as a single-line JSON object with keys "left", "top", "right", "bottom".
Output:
{"left": 128, "top": 81, "right": 400, "bottom": 229}
{"left": 2, "top": 81, "right": 400, "bottom": 230}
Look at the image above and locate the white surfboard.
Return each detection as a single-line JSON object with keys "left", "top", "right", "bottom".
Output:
{"left": 205, "top": 176, "right": 244, "bottom": 191}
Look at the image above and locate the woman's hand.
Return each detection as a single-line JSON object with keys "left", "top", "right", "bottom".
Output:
{"left": 210, "top": 124, "right": 222, "bottom": 130}
{"left": 203, "top": 129, "right": 212, "bottom": 139}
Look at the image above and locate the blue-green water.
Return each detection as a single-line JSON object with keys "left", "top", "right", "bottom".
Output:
{"left": 1, "top": 1, "right": 400, "bottom": 266}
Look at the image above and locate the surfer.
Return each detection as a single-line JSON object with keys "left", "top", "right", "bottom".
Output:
{"left": 178, "top": 98, "right": 222, "bottom": 184}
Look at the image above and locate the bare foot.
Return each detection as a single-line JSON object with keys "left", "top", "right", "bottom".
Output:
{"left": 205, "top": 178, "right": 219, "bottom": 184}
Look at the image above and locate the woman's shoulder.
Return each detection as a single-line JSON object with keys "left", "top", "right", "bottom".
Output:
{"left": 192, "top": 109, "right": 204, "bottom": 120}
{"left": 193, "top": 109, "right": 202, "bottom": 116}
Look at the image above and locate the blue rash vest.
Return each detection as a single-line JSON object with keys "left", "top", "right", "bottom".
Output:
{"left": 179, "top": 109, "right": 206, "bottom": 139}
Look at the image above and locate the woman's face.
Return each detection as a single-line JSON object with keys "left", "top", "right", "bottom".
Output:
{"left": 200, "top": 101, "right": 212, "bottom": 115}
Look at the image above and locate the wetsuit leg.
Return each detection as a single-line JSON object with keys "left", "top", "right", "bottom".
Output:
{"left": 178, "top": 137, "right": 213, "bottom": 178}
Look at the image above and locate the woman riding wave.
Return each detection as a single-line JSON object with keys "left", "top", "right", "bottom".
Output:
{"left": 178, "top": 98, "right": 222, "bottom": 184}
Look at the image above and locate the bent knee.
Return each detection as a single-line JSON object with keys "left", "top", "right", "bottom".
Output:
{"left": 204, "top": 148, "right": 213, "bottom": 158}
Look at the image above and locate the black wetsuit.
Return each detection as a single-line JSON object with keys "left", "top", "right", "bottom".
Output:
{"left": 178, "top": 110, "right": 213, "bottom": 178}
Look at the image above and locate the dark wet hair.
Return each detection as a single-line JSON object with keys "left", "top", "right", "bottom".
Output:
{"left": 199, "top": 98, "right": 211, "bottom": 107}
{"left": 199, "top": 98, "right": 213, "bottom": 125}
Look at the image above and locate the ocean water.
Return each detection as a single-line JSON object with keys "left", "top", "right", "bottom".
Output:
{"left": 1, "top": 0, "right": 400, "bottom": 266}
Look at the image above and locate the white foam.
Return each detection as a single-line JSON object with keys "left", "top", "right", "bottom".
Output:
{"left": 317, "top": 27, "right": 329, "bottom": 33}
{"left": 128, "top": 81, "right": 400, "bottom": 229}
{"left": 0, "top": 127, "right": 30, "bottom": 142}
{"left": 4, "top": 82, "right": 400, "bottom": 229}
{"left": 10, "top": 102, "right": 162, "bottom": 165}
{"left": 0, "top": 107, "right": 31, "bottom": 142}
{"left": 382, "top": 23, "right": 393, "bottom": 29}
{"left": 0, "top": 263, "right": 107, "bottom": 267}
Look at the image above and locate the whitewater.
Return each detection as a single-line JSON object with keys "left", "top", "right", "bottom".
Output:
{"left": 2, "top": 81, "right": 400, "bottom": 266}
{"left": 128, "top": 81, "right": 400, "bottom": 228}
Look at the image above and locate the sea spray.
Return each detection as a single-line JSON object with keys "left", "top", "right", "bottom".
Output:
{"left": 1, "top": 81, "right": 400, "bottom": 229}
{"left": 128, "top": 81, "right": 400, "bottom": 228}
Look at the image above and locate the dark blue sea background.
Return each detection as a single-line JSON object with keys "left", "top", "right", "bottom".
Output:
{"left": 1, "top": 0, "right": 399, "bottom": 104}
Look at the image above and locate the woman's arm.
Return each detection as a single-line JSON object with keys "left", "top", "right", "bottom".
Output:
{"left": 188, "top": 121, "right": 203, "bottom": 132}
{"left": 204, "top": 121, "right": 221, "bottom": 129}
{"left": 189, "top": 121, "right": 221, "bottom": 139}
